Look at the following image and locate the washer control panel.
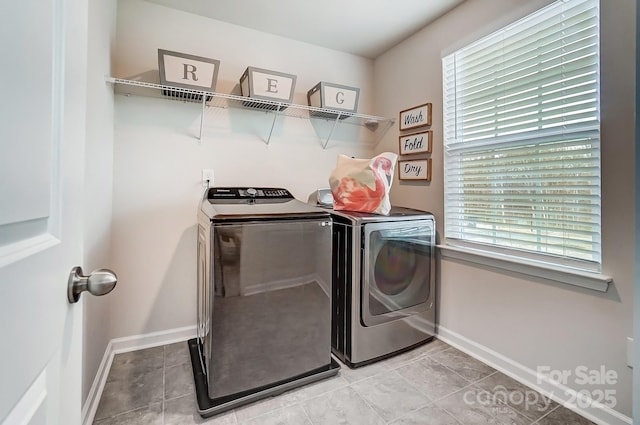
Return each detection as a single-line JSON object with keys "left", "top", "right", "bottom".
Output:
{"left": 207, "top": 187, "right": 294, "bottom": 203}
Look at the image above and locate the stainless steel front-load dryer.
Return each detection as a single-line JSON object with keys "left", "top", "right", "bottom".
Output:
{"left": 331, "top": 207, "right": 436, "bottom": 367}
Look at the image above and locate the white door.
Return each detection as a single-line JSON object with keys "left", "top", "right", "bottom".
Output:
{"left": 0, "top": 0, "right": 93, "bottom": 423}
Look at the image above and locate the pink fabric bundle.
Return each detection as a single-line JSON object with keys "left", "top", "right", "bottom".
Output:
{"left": 328, "top": 152, "right": 398, "bottom": 215}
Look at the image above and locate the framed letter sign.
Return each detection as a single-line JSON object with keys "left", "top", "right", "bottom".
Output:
{"left": 158, "top": 49, "right": 220, "bottom": 91}
{"left": 398, "top": 159, "right": 432, "bottom": 181}
{"left": 399, "top": 130, "right": 432, "bottom": 155}
{"left": 158, "top": 49, "right": 220, "bottom": 101}
{"left": 399, "top": 103, "right": 432, "bottom": 130}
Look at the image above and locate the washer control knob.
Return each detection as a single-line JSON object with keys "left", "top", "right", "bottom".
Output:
{"left": 246, "top": 188, "right": 257, "bottom": 197}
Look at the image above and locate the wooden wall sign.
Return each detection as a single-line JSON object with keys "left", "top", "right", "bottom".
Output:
{"left": 399, "top": 103, "right": 432, "bottom": 130}
{"left": 399, "top": 130, "right": 432, "bottom": 155}
{"left": 398, "top": 159, "right": 432, "bottom": 181}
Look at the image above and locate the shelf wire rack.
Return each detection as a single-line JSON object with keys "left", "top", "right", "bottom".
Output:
{"left": 108, "top": 77, "right": 394, "bottom": 147}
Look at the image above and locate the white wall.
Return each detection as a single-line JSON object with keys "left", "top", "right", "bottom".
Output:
{"left": 109, "top": 0, "right": 377, "bottom": 339}
{"left": 374, "top": 0, "right": 635, "bottom": 417}
{"left": 82, "top": 0, "right": 116, "bottom": 405}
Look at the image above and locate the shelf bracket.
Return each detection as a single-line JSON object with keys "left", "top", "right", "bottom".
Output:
{"left": 322, "top": 112, "right": 343, "bottom": 149}
{"left": 265, "top": 103, "right": 283, "bottom": 145}
{"left": 198, "top": 92, "right": 207, "bottom": 142}
{"left": 372, "top": 119, "right": 395, "bottom": 146}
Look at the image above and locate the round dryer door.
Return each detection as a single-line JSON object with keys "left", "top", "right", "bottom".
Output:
{"left": 361, "top": 219, "right": 434, "bottom": 327}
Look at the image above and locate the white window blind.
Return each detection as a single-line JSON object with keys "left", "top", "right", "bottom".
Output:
{"left": 442, "top": 0, "right": 601, "bottom": 270}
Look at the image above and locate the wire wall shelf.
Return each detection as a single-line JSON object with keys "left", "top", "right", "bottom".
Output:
{"left": 108, "top": 77, "right": 394, "bottom": 147}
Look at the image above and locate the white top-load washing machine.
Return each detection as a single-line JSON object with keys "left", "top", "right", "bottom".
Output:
{"left": 330, "top": 207, "right": 436, "bottom": 367}
{"left": 192, "top": 187, "right": 340, "bottom": 417}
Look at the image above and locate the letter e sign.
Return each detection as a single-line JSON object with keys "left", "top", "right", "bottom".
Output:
{"left": 158, "top": 49, "right": 221, "bottom": 91}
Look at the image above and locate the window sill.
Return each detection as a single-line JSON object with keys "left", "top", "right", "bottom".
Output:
{"left": 437, "top": 245, "right": 612, "bottom": 292}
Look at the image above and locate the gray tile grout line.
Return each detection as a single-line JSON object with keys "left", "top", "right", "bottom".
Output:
{"left": 231, "top": 406, "right": 239, "bottom": 424}
{"left": 345, "top": 382, "right": 389, "bottom": 425}
{"left": 529, "top": 403, "right": 562, "bottom": 425}
{"left": 420, "top": 401, "right": 461, "bottom": 424}
{"left": 421, "top": 378, "right": 519, "bottom": 425}
{"left": 234, "top": 400, "right": 277, "bottom": 423}
{"left": 338, "top": 339, "right": 449, "bottom": 375}
{"left": 423, "top": 378, "right": 477, "bottom": 411}
{"left": 372, "top": 340, "right": 450, "bottom": 370}
{"left": 299, "top": 401, "right": 316, "bottom": 425}
{"left": 424, "top": 351, "right": 491, "bottom": 385}
{"left": 469, "top": 367, "right": 562, "bottom": 424}
{"left": 393, "top": 353, "right": 482, "bottom": 404}
{"left": 440, "top": 407, "right": 465, "bottom": 425}
{"left": 163, "top": 393, "right": 192, "bottom": 403}
{"left": 94, "top": 345, "right": 189, "bottom": 424}
{"left": 384, "top": 351, "right": 440, "bottom": 371}
{"left": 434, "top": 379, "right": 552, "bottom": 425}
{"left": 94, "top": 402, "right": 158, "bottom": 424}
{"left": 434, "top": 388, "right": 486, "bottom": 425}
{"left": 494, "top": 398, "right": 540, "bottom": 424}
{"left": 380, "top": 369, "right": 433, "bottom": 423}
{"left": 96, "top": 348, "right": 168, "bottom": 424}
{"left": 429, "top": 349, "right": 498, "bottom": 383}
{"left": 345, "top": 344, "right": 437, "bottom": 383}
{"left": 237, "top": 375, "right": 351, "bottom": 424}
{"left": 414, "top": 348, "right": 500, "bottom": 403}
{"left": 383, "top": 400, "right": 433, "bottom": 425}
{"left": 302, "top": 376, "right": 350, "bottom": 401}
{"left": 389, "top": 397, "right": 467, "bottom": 425}
{"left": 237, "top": 399, "right": 306, "bottom": 425}
{"left": 339, "top": 366, "right": 387, "bottom": 386}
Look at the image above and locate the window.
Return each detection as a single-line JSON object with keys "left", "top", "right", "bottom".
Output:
{"left": 442, "top": 0, "right": 601, "bottom": 272}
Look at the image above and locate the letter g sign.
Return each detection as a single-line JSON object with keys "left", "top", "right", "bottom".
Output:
{"left": 336, "top": 91, "right": 345, "bottom": 105}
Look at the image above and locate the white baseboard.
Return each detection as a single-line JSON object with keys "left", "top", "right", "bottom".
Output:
{"left": 81, "top": 325, "right": 197, "bottom": 425}
{"left": 110, "top": 325, "right": 196, "bottom": 355}
{"left": 436, "top": 325, "right": 632, "bottom": 425}
{"left": 81, "top": 339, "right": 114, "bottom": 425}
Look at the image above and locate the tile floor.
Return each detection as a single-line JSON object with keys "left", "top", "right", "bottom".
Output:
{"left": 93, "top": 339, "right": 595, "bottom": 425}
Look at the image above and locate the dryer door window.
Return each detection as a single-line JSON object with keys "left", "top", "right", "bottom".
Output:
{"left": 362, "top": 219, "right": 434, "bottom": 327}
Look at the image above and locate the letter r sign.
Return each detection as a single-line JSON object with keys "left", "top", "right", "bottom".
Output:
{"left": 158, "top": 49, "right": 221, "bottom": 91}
